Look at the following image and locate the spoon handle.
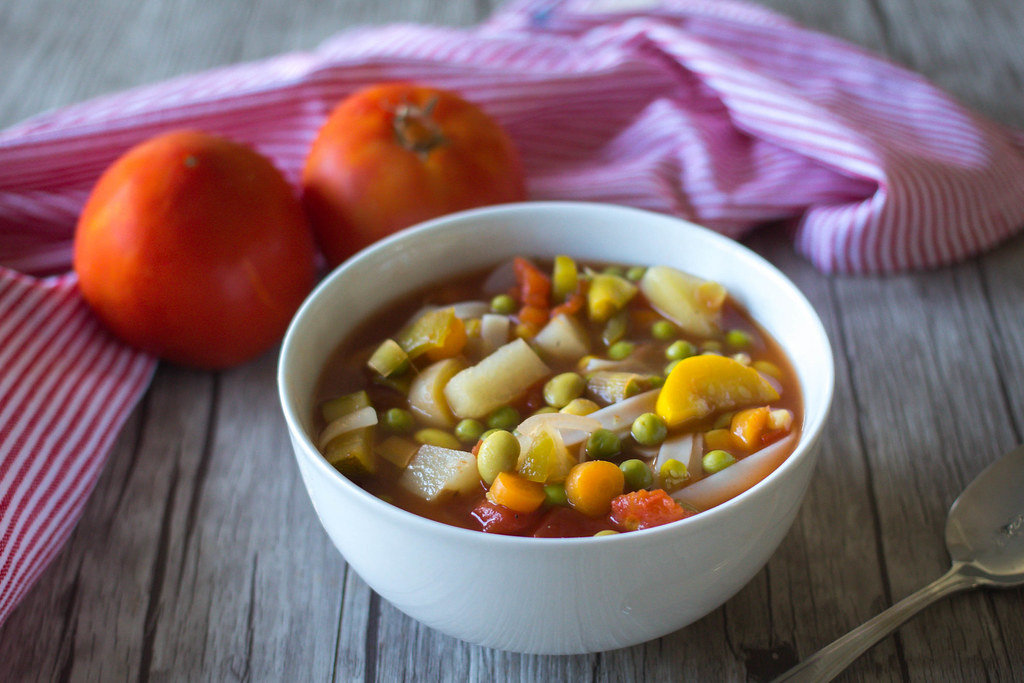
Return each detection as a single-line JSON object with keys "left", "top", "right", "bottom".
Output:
{"left": 773, "top": 564, "right": 976, "bottom": 682}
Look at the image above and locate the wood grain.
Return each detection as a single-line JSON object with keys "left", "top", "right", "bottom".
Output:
{"left": 1, "top": 0, "right": 1022, "bottom": 681}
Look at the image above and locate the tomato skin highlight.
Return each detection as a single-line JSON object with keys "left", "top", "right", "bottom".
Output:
{"left": 73, "top": 129, "right": 317, "bottom": 369}
{"left": 301, "top": 83, "right": 526, "bottom": 266}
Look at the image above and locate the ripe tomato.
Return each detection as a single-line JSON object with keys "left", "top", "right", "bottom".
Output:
{"left": 73, "top": 130, "right": 317, "bottom": 369}
{"left": 301, "top": 83, "right": 526, "bottom": 266}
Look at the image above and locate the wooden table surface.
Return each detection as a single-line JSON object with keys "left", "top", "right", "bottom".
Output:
{"left": 2, "top": 0, "right": 1022, "bottom": 680}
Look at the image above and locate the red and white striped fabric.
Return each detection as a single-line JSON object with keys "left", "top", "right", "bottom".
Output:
{"left": 2, "top": 0, "right": 1023, "bottom": 625}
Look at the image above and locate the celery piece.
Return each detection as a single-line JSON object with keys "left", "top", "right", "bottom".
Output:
{"left": 321, "top": 390, "right": 371, "bottom": 423}
{"left": 367, "top": 339, "right": 410, "bottom": 377}
{"left": 586, "top": 371, "right": 647, "bottom": 404}
{"left": 587, "top": 273, "right": 637, "bottom": 323}
{"left": 601, "top": 309, "right": 630, "bottom": 347}
{"left": 323, "top": 427, "right": 375, "bottom": 476}
{"left": 518, "top": 426, "right": 574, "bottom": 484}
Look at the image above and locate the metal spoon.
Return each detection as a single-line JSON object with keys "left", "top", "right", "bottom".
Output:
{"left": 774, "top": 444, "right": 1024, "bottom": 682}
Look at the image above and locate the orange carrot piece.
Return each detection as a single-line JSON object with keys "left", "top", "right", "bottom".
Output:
{"left": 513, "top": 257, "right": 551, "bottom": 309}
{"left": 564, "top": 460, "right": 625, "bottom": 517}
{"left": 486, "top": 472, "right": 546, "bottom": 513}
{"left": 549, "top": 288, "right": 585, "bottom": 319}
{"left": 730, "top": 406, "right": 770, "bottom": 450}
{"left": 424, "top": 315, "right": 467, "bottom": 361}
{"left": 703, "top": 428, "right": 737, "bottom": 452}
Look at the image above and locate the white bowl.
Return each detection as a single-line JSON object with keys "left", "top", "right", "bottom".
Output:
{"left": 278, "top": 201, "right": 834, "bottom": 655}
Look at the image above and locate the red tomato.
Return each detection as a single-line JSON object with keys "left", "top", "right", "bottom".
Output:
{"left": 73, "top": 130, "right": 317, "bottom": 369}
{"left": 610, "top": 489, "right": 693, "bottom": 532}
{"left": 301, "top": 83, "right": 526, "bottom": 266}
{"left": 471, "top": 500, "right": 543, "bottom": 535}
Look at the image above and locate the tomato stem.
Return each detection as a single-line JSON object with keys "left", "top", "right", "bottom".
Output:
{"left": 392, "top": 95, "right": 447, "bottom": 157}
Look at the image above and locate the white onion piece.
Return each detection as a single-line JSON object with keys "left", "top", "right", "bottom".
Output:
{"left": 448, "top": 301, "right": 490, "bottom": 320}
{"left": 516, "top": 412, "right": 602, "bottom": 439}
{"left": 654, "top": 431, "right": 704, "bottom": 484}
{"left": 671, "top": 433, "right": 798, "bottom": 512}
{"left": 560, "top": 390, "right": 659, "bottom": 448}
{"left": 480, "top": 314, "right": 510, "bottom": 356}
{"left": 318, "top": 406, "right": 378, "bottom": 449}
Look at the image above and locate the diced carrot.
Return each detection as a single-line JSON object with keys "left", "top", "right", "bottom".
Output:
{"left": 513, "top": 257, "right": 551, "bottom": 309}
{"left": 703, "top": 428, "right": 737, "bottom": 452}
{"left": 550, "top": 288, "right": 585, "bottom": 319}
{"left": 564, "top": 460, "right": 625, "bottom": 517}
{"left": 610, "top": 489, "right": 692, "bottom": 531}
{"left": 730, "top": 406, "right": 770, "bottom": 449}
{"left": 517, "top": 305, "right": 549, "bottom": 328}
{"left": 486, "top": 472, "right": 546, "bottom": 513}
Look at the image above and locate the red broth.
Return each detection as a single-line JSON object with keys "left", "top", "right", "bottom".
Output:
{"left": 314, "top": 257, "right": 802, "bottom": 537}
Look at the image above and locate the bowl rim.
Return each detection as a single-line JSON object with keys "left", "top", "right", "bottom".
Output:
{"left": 278, "top": 200, "right": 835, "bottom": 548}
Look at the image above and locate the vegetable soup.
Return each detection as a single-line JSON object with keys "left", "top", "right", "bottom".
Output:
{"left": 314, "top": 256, "right": 802, "bottom": 538}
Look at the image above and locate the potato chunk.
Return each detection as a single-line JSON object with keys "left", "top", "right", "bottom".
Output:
{"left": 399, "top": 445, "right": 479, "bottom": 501}
{"left": 444, "top": 338, "right": 550, "bottom": 419}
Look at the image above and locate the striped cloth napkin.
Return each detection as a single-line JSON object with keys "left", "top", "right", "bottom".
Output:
{"left": 2, "top": 0, "right": 1023, "bottom": 625}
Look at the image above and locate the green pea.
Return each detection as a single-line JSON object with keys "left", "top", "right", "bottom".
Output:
{"left": 666, "top": 340, "right": 696, "bottom": 361}
{"left": 532, "top": 406, "right": 560, "bottom": 416}
{"left": 631, "top": 412, "right": 667, "bottom": 446}
{"left": 659, "top": 458, "right": 689, "bottom": 489}
{"left": 648, "top": 375, "right": 666, "bottom": 388}
{"left": 543, "top": 372, "right": 586, "bottom": 408}
{"left": 664, "top": 359, "right": 681, "bottom": 376}
{"left": 625, "top": 266, "right": 647, "bottom": 282}
{"left": 703, "top": 449, "right": 736, "bottom": 474}
{"left": 414, "top": 428, "right": 461, "bottom": 450}
{"left": 476, "top": 430, "right": 521, "bottom": 485}
{"left": 620, "top": 459, "right": 653, "bottom": 491}
{"left": 560, "top": 398, "right": 600, "bottom": 416}
{"left": 607, "top": 340, "right": 635, "bottom": 360}
{"left": 594, "top": 529, "right": 620, "bottom": 537}
{"left": 651, "top": 320, "right": 677, "bottom": 340}
{"left": 725, "top": 329, "right": 752, "bottom": 349}
{"left": 479, "top": 428, "right": 502, "bottom": 442}
{"left": 585, "top": 428, "right": 622, "bottom": 461}
{"left": 382, "top": 407, "right": 414, "bottom": 434}
{"left": 487, "top": 405, "right": 521, "bottom": 431}
{"left": 454, "top": 418, "right": 485, "bottom": 444}
{"left": 490, "top": 293, "right": 517, "bottom": 315}
{"left": 543, "top": 484, "right": 568, "bottom": 506}
{"left": 701, "top": 340, "right": 723, "bottom": 353}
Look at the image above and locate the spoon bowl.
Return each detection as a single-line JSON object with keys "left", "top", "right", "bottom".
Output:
{"left": 776, "top": 444, "right": 1024, "bottom": 681}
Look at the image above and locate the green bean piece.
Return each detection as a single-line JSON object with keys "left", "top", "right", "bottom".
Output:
{"left": 607, "top": 340, "right": 635, "bottom": 360}
{"left": 382, "top": 407, "right": 414, "bottom": 434}
{"left": 631, "top": 412, "right": 668, "bottom": 446}
{"left": 543, "top": 372, "right": 586, "bottom": 408}
{"left": 454, "top": 418, "right": 486, "bottom": 444}
{"left": 543, "top": 483, "right": 568, "bottom": 506}
{"left": 476, "top": 430, "right": 521, "bottom": 485}
{"left": 414, "top": 428, "right": 462, "bottom": 450}
{"left": 666, "top": 339, "right": 696, "bottom": 361}
{"left": 651, "top": 320, "right": 677, "bottom": 340}
{"left": 725, "top": 329, "right": 752, "bottom": 349}
{"left": 620, "top": 459, "right": 654, "bottom": 491}
{"left": 585, "top": 428, "right": 622, "bottom": 461}
{"left": 625, "top": 266, "right": 647, "bottom": 282}
{"left": 490, "top": 293, "right": 517, "bottom": 315}
{"left": 486, "top": 405, "right": 521, "bottom": 431}
{"left": 703, "top": 449, "right": 736, "bottom": 474}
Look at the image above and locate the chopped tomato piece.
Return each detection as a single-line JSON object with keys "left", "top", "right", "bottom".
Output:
{"left": 610, "top": 489, "right": 693, "bottom": 531}
{"left": 471, "top": 500, "right": 543, "bottom": 535}
{"left": 513, "top": 257, "right": 551, "bottom": 309}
